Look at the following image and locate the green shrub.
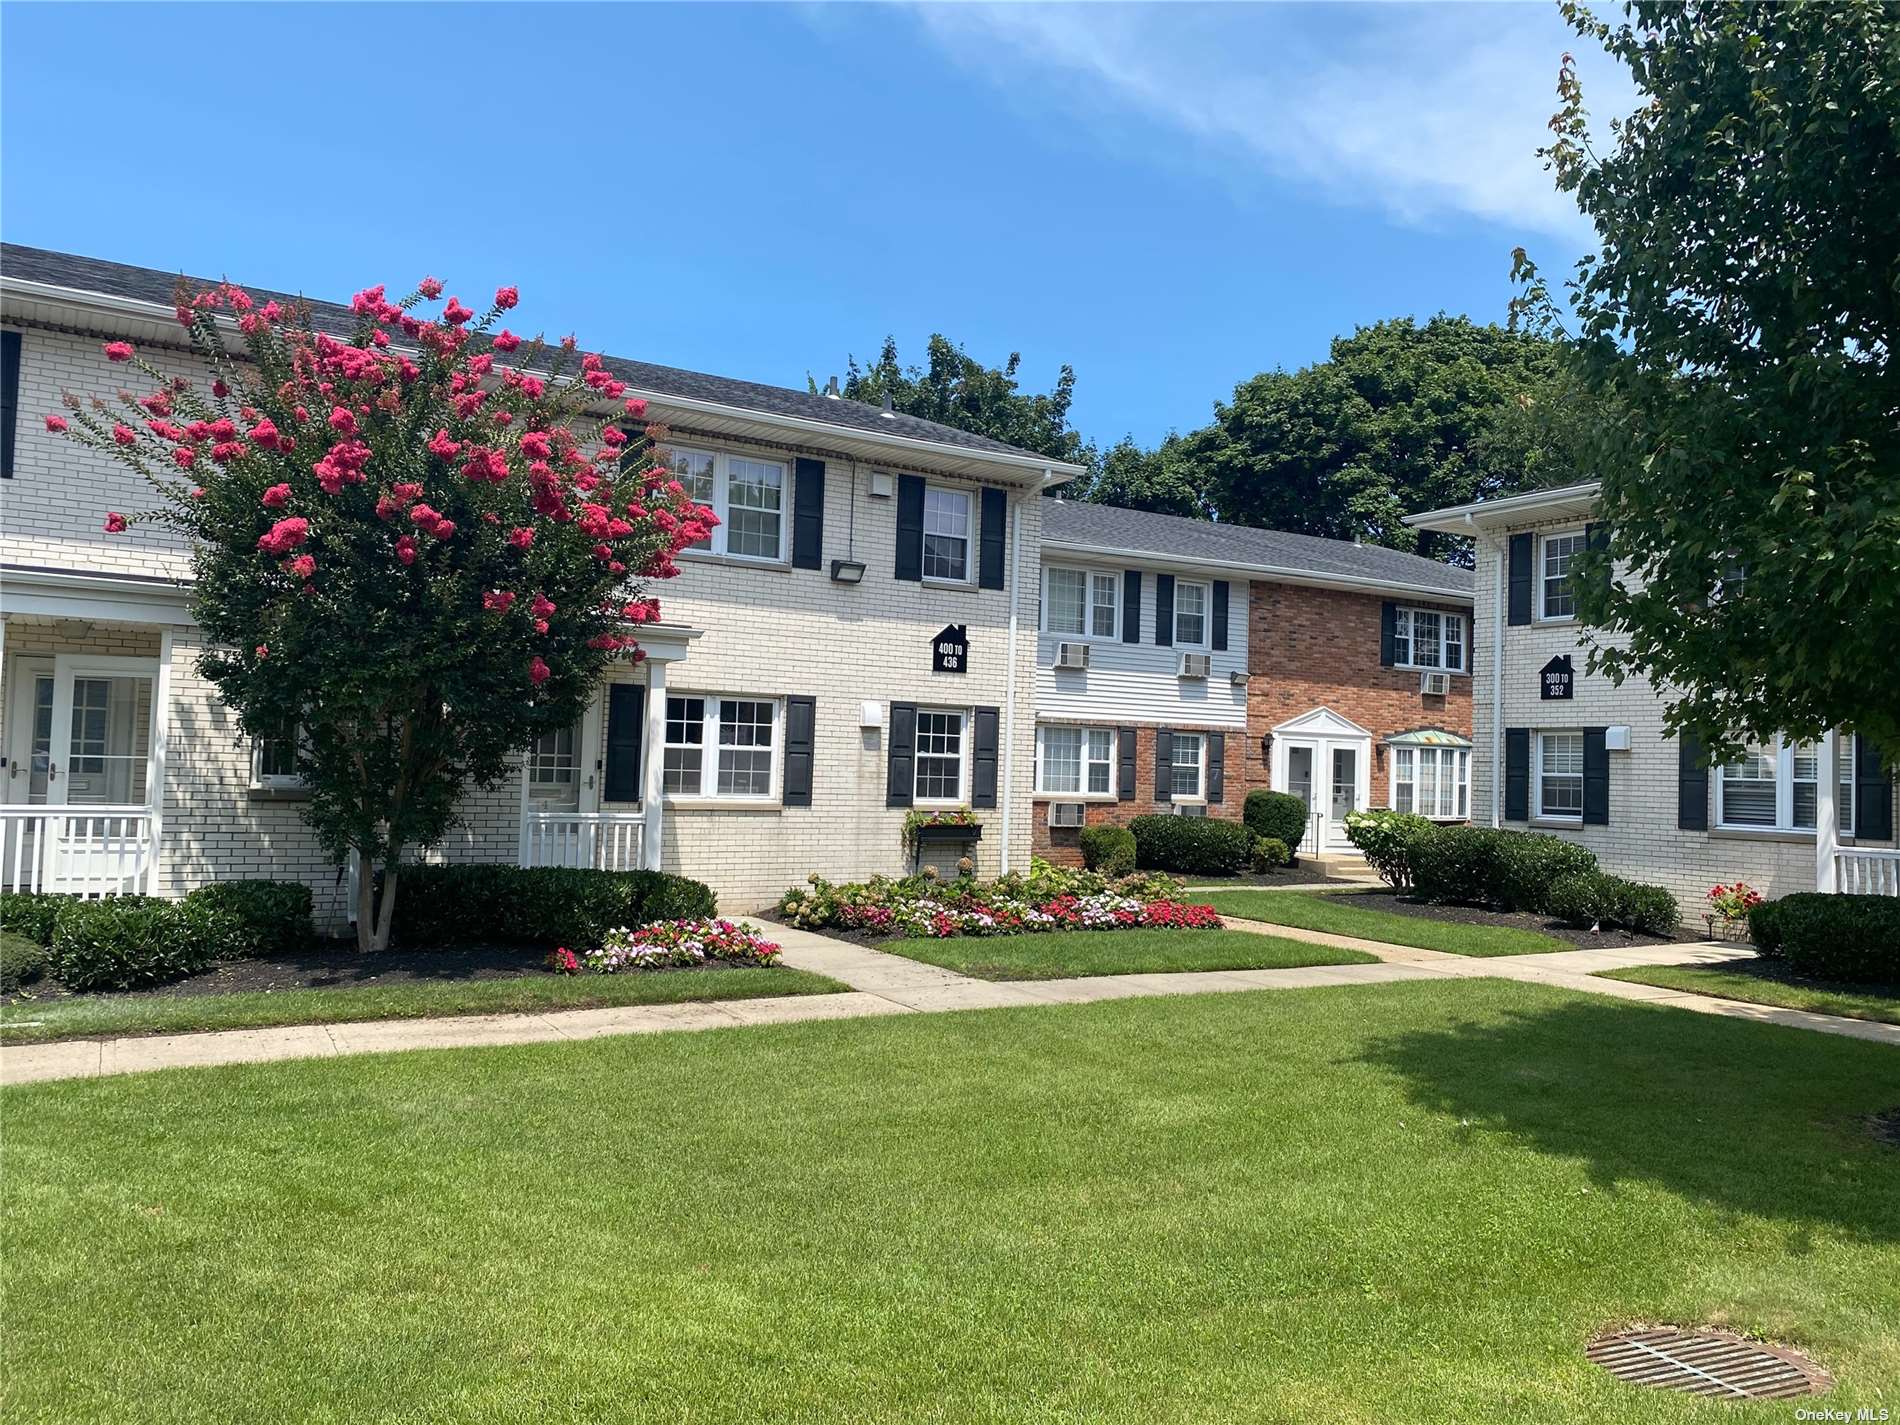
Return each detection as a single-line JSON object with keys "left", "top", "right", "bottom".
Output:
{"left": 185, "top": 880, "right": 313, "bottom": 957}
{"left": 390, "top": 865, "right": 716, "bottom": 948}
{"left": 0, "top": 932, "right": 49, "bottom": 992}
{"left": 1078, "top": 825, "right": 1137, "bottom": 878}
{"left": 1498, "top": 835, "right": 1598, "bottom": 912}
{"left": 1545, "top": 872, "right": 1681, "bottom": 936}
{"left": 51, "top": 896, "right": 219, "bottom": 991}
{"left": 1243, "top": 790, "right": 1309, "bottom": 852}
{"left": 1746, "top": 894, "right": 1900, "bottom": 983}
{"left": 1342, "top": 810, "right": 1436, "bottom": 890}
{"left": 0, "top": 892, "right": 70, "bottom": 947}
{"left": 1412, "top": 826, "right": 1598, "bottom": 912}
{"left": 1128, "top": 815, "right": 1251, "bottom": 876}
{"left": 1250, "top": 836, "right": 1291, "bottom": 872}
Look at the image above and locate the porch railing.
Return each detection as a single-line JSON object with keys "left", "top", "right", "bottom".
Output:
{"left": 1836, "top": 848, "right": 1900, "bottom": 898}
{"left": 521, "top": 812, "right": 645, "bottom": 872}
{"left": 0, "top": 806, "right": 154, "bottom": 896}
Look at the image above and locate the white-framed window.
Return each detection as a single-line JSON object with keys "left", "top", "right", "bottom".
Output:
{"left": 914, "top": 708, "right": 968, "bottom": 804}
{"left": 526, "top": 723, "right": 580, "bottom": 791}
{"left": 1044, "top": 568, "right": 1119, "bottom": 639}
{"left": 1717, "top": 735, "right": 1854, "bottom": 835}
{"left": 1392, "top": 607, "right": 1465, "bottom": 672}
{"left": 250, "top": 722, "right": 306, "bottom": 792}
{"left": 1392, "top": 746, "right": 1469, "bottom": 820}
{"left": 1170, "top": 732, "right": 1205, "bottom": 801}
{"left": 1037, "top": 725, "right": 1115, "bottom": 796}
{"left": 1535, "top": 731, "right": 1585, "bottom": 820}
{"left": 922, "top": 486, "right": 972, "bottom": 583}
{"left": 663, "top": 694, "right": 779, "bottom": 801}
{"left": 1539, "top": 530, "right": 1588, "bottom": 620}
{"left": 662, "top": 445, "right": 786, "bottom": 563}
{"left": 1174, "top": 580, "right": 1209, "bottom": 648}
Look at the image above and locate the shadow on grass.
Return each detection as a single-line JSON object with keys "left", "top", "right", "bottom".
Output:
{"left": 1358, "top": 993, "right": 1900, "bottom": 1242}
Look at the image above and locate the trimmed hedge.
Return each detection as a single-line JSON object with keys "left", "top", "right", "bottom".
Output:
{"left": 389, "top": 865, "right": 716, "bottom": 949}
{"left": 1545, "top": 872, "right": 1681, "bottom": 936}
{"left": 1748, "top": 893, "right": 1900, "bottom": 983}
{"left": 0, "top": 892, "right": 69, "bottom": 947}
{"left": 1128, "top": 815, "right": 1251, "bottom": 876}
{"left": 186, "top": 880, "right": 313, "bottom": 957}
{"left": 51, "top": 896, "right": 222, "bottom": 992}
{"left": 1411, "top": 826, "right": 1598, "bottom": 913}
{"left": 0, "top": 931, "right": 48, "bottom": 993}
{"left": 1078, "top": 825, "right": 1137, "bottom": 878}
{"left": 1342, "top": 810, "right": 1436, "bottom": 890}
{"left": 1243, "top": 791, "right": 1308, "bottom": 854}
{"left": 1250, "top": 836, "right": 1291, "bottom": 872}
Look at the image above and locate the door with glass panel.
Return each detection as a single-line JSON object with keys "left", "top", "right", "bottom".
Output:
{"left": 1327, "top": 746, "right": 1360, "bottom": 850}
{"left": 1282, "top": 741, "right": 1319, "bottom": 856}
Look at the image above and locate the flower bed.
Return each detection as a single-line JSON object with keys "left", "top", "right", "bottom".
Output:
{"left": 552, "top": 919, "right": 782, "bottom": 974}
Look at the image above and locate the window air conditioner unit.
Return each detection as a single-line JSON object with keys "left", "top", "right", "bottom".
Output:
{"left": 1419, "top": 670, "right": 1451, "bottom": 697}
{"left": 1178, "top": 652, "right": 1211, "bottom": 680}
{"left": 1172, "top": 803, "right": 1208, "bottom": 818}
{"left": 1056, "top": 641, "right": 1091, "bottom": 670}
{"left": 1048, "top": 802, "right": 1086, "bottom": 829}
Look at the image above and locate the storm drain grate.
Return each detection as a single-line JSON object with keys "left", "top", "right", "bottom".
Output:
{"left": 1868, "top": 1107, "right": 1900, "bottom": 1150}
{"left": 1587, "top": 1328, "right": 1832, "bottom": 1400}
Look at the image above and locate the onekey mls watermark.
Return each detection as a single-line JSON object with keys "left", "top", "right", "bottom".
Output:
{"left": 1792, "top": 1409, "right": 1890, "bottom": 1422}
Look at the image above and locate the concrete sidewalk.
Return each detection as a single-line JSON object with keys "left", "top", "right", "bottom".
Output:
{"left": 5, "top": 917, "right": 1894, "bottom": 1088}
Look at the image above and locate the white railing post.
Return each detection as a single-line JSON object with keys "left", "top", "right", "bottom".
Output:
{"left": 1816, "top": 735, "right": 1839, "bottom": 893}
{"left": 642, "top": 663, "right": 666, "bottom": 871}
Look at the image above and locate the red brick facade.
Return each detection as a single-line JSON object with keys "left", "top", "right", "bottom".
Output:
{"left": 1032, "top": 723, "right": 1238, "bottom": 865}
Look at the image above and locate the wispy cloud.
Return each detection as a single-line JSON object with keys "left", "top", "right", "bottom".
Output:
{"left": 906, "top": 2, "right": 1639, "bottom": 242}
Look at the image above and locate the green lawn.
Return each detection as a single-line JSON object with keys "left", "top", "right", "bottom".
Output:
{"left": 7, "top": 980, "right": 1899, "bottom": 1423}
{"left": 879, "top": 928, "right": 1376, "bottom": 979}
{"left": 1201, "top": 888, "right": 1575, "bottom": 956}
{"left": 0, "top": 966, "right": 846, "bottom": 1045}
{"left": 1599, "top": 959, "right": 1900, "bottom": 1026}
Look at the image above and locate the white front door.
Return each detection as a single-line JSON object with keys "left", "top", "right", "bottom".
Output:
{"left": 1278, "top": 733, "right": 1370, "bottom": 855}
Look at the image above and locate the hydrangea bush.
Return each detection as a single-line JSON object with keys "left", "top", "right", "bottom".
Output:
{"left": 584, "top": 918, "right": 781, "bottom": 972}
{"left": 50, "top": 278, "right": 713, "bottom": 950}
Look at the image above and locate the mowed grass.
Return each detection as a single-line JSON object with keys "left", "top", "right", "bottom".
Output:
{"left": 1202, "top": 888, "right": 1574, "bottom": 956}
{"left": 0, "top": 966, "right": 846, "bottom": 1045}
{"left": 7, "top": 980, "right": 1900, "bottom": 1424}
{"left": 1600, "top": 959, "right": 1900, "bottom": 1026}
{"left": 880, "top": 927, "right": 1376, "bottom": 979}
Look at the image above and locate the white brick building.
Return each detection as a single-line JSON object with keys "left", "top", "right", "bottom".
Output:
{"left": 0, "top": 246, "right": 1082, "bottom": 923}
{"left": 1407, "top": 482, "right": 1898, "bottom": 918}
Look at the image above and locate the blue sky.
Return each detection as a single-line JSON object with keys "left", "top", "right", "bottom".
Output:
{"left": 1, "top": 3, "right": 1633, "bottom": 451}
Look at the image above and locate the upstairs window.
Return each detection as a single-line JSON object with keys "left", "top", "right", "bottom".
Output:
{"left": 662, "top": 446, "right": 785, "bottom": 563}
{"left": 1392, "top": 607, "right": 1464, "bottom": 672}
{"left": 1174, "top": 580, "right": 1209, "bottom": 648}
{"left": 1045, "top": 568, "right": 1119, "bottom": 639}
{"left": 922, "top": 487, "right": 971, "bottom": 582}
{"left": 1540, "top": 531, "right": 1588, "bottom": 620}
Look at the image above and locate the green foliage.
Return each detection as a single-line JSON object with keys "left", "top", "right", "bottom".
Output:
{"left": 0, "top": 892, "right": 69, "bottom": 947}
{"left": 1342, "top": 810, "right": 1437, "bottom": 890}
{"left": 1410, "top": 827, "right": 1598, "bottom": 913}
{"left": 1078, "top": 825, "right": 1137, "bottom": 877}
{"left": 1128, "top": 815, "right": 1251, "bottom": 876}
{"left": 901, "top": 807, "right": 980, "bottom": 855}
{"left": 0, "top": 932, "right": 49, "bottom": 993}
{"left": 389, "top": 865, "right": 715, "bottom": 949}
{"left": 1518, "top": 3, "right": 1900, "bottom": 760}
{"left": 1064, "top": 435, "right": 1211, "bottom": 518}
{"left": 1250, "top": 837, "right": 1291, "bottom": 873}
{"left": 51, "top": 897, "right": 220, "bottom": 992}
{"left": 185, "top": 881, "right": 314, "bottom": 957}
{"left": 1544, "top": 872, "right": 1681, "bottom": 937}
{"left": 1748, "top": 894, "right": 1900, "bottom": 983}
{"left": 1243, "top": 790, "right": 1310, "bottom": 852}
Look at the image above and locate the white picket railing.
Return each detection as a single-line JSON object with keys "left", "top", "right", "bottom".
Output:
{"left": 0, "top": 806, "right": 154, "bottom": 896}
{"left": 521, "top": 812, "right": 646, "bottom": 872}
{"left": 1836, "top": 848, "right": 1900, "bottom": 897}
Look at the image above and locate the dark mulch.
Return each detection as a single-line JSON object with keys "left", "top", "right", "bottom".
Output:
{"left": 1330, "top": 891, "right": 1707, "bottom": 949}
{"left": 1189, "top": 865, "right": 1362, "bottom": 888}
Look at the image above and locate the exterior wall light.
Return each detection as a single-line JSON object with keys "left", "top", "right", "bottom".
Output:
{"left": 830, "top": 559, "right": 866, "bottom": 584}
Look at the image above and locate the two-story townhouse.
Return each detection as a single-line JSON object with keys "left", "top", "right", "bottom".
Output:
{"left": 1032, "top": 502, "right": 1475, "bottom": 862}
{"left": 0, "top": 245, "right": 1085, "bottom": 925}
{"left": 1406, "top": 481, "right": 1897, "bottom": 914}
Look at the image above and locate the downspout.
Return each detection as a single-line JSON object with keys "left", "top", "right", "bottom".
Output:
{"left": 1488, "top": 517, "right": 1504, "bottom": 828}
{"left": 999, "top": 490, "right": 1027, "bottom": 874}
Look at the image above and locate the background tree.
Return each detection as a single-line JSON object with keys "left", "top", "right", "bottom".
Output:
{"left": 1062, "top": 434, "right": 1211, "bottom": 519}
{"left": 1520, "top": 0, "right": 1900, "bottom": 758}
{"left": 54, "top": 279, "right": 708, "bottom": 949}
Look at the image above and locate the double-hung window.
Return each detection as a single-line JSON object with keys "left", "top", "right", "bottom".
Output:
{"left": 1174, "top": 580, "right": 1209, "bottom": 648}
{"left": 663, "top": 695, "right": 779, "bottom": 801}
{"left": 1540, "top": 531, "right": 1588, "bottom": 620}
{"left": 1045, "top": 568, "right": 1119, "bottom": 639}
{"left": 663, "top": 445, "right": 786, "bottom": 563}
{"left": 1717, "top": 735, "right": 1853, "bottom": 834}
{"left": 1392, "top": 747, "right": 1469, "bottom": 819}
{"left": 1535, "top": 731, "right": 1585, "bottom": 820}
{"left": 915, "top": 708, "right": 967, "bottom": 804}
{"left": 1038, "top": 726, "right": 1115, "bottom": 796}
{"left": 922, "top": 487, "right": 972, "bottom": 582}
{"left": 1392, "top": 607, "right": 1464, "bottom": 671}
{"left": 251, "top": 721, "right": 307, "bottom": 792}
{"left": 1170, "top": 732, "right": 1205, "bottom": 801}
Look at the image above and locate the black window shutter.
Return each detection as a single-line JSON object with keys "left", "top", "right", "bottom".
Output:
{"left": 1503, "top": 728, "right": 1529, "bottom": 821}
{"left": 894, "top": 475, "right": 925, "bottom": 582}
{"left": 603, "top": 684, "right": 645, "bottom": 803}
{"left": 1207, "top": 732, "right": 1225, "bottom": 804}
{"left": 1380, "top": 601, "right": 1398, "bottom": 666}
{"left": 1118, "top": 726, "right": 1137, "bottom": 801}
{"left": 1211, "top": 581, "right": 1230, "bottom": 652}
{"left": 1585, "top": 521, "right": 1611, "bottom": 599}
{"left": 1582, "top": 726, "right": 1609, "bottom": 825}
{"left": 1677, "top": 731, "right": 1709, "bottom": 831}
{"left": 971, "top": 706, "right": 1000, "bottom": 808}
{"left": 1154, "top": 574, "right": 1175, "bottom": 647}
{"left": 1122, "top": 571, "right": 1142, "bottom": 644}
{"left": 1507, "top": 533, "right": 1534, "bottom": 626}
{"left": 977, "top": 487, "right": 1006, "bottom": 591}
{"left": 1154, "top": 729, "right": 1174, "bottom": 803}
{"left": 1856, "top": 734, "right": 1893, "bottom": 841}
{"left": 0, "top": 331, "right": 20, "bottom": 480}
{"left": 886, "top": 703, "right": 917, "bottom": 807}
{"left": 782, "top": 696, "right": 816, "bottom": 806}
{"left": 791, "top": 458, "right": 825, "bottom": 570}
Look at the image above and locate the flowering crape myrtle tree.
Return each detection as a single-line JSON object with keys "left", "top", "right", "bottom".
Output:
{"left": 50, "top": 278, "right": 714, "bottom": 950}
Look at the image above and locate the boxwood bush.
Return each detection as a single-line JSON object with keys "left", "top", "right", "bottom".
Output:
{"left": 1078, "top": 825, "right": 1137, "bottom": 878}
{"left": 390, "top": 864, "right": 716, "bottom": 948}
{"left": 186, "top": 880, "right": 314, "bottom": 958}
{"left": 1243, "top": 790, "right": 1308, "bottom": 854}
{"left": 1128, "top": 815, "right": 1251, "bottom": 876}
{"left": 1342, "top": 810, "right": 1436, "bottom": 890}
{"left": 0, "top": 931, "right": 48, "bottom": 993}
{"left": 51, "top": 896, "right": 223, "bottom": 992}
{"left": 1544, "top": 872, "right": 1681, "bottom": 936}
{"left": 1411, "top": 826, "right": 1598, "bottom": 913}
{"left": 1747, "top": 893, "right": 1900, "bottom": 983}
{"left": 0, "top": 891, "right": 69, "bottom": 947}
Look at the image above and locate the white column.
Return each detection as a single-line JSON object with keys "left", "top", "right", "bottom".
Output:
{"left": 642, "top": 659, "right": 667, "bottom": 870}
{"left": 1816, "top": 733, "right": 1839, "bottom": 893}
{"left": 145, "top": 628, "right": 174, "bottom": 895}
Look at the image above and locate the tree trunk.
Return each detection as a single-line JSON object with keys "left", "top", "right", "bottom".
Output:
{"left": 354, "top": 848, "right": 377, "bottom": 954}
{"left": 371, "top": 861, "right": 401, "bottom": 952}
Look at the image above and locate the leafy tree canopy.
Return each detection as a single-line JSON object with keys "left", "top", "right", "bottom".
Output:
{"left": 1064, "top": 435, "right": 1212, "bottom": 520}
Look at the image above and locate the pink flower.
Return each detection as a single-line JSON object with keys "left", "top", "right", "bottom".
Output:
{"left": 255, "top": 645, "right": 269, "bottom": 659}
{"left": 247, "top": 417, "right": 281, "bottom": 450}
{"left": 494, "top": 285, "right": 519, "bottom": 310}
{"left": 211, "top": 441, "right": 245, "bottom": 464}
{"left": 44, "top": 414, "right": 68, "bottom": 432}
{"left": 442, "top": 297, "right": 475, "bottom": 326}
{"left": 256, "top": 516, "right": 310, "bottom": 555}
{"left": 418, "top": 276, "right": 444, "bottom": 300}
{"left": 172, "top": 446, "right": 197, "bottom": 469}
{"left": 409, "top": 503, "right": 440, "bottom": 526}
{"left": 211, "top": 380, "right": 230, "bottom": 398}
{"left": 507, "top": 526, "right": 534, "bottom": 550}
{"left": 190, "top": 487, "right": 205, "bottom": 499}
{"left": 483, "top": 590, "right": 517, "bottom": 613}
{"left": 395, "top": 535, "right": 417, "bottom": 565}
{"left": 529, "top": 656, "right": 551, "bottom": 686}
{"left": 103, "top": 512, "right": 129, "bottom": 533}
{"left": 285, "top": 554, "right": 317, "bottom": 579}
{"left": 492, "top": 329, "right": 521, "bottom": 354}
{"left": 103, "top": 341, "right": 134, "bottom": 362}
{"left": 530, "top": 593, "right": 556, "bottom": 619}
{"left": 431, "top": 519, "right": 456, "bottom": 540}
{"left": 427, "top": 429, "right": 462, "bottom": 461}
{"left": 518, "top": 431, "right": 552, "bottom": 460}
{"left": 112, "top": 423, "right": 138, "bottom": 447}
{"left": 328, "top": 405, "right": 358, "bottom": 435}
{"left": 624, "top": 398, "right": 648, "bottom": 419}
{"left": 261, "top": 483, "right": 292, "bottom": 508}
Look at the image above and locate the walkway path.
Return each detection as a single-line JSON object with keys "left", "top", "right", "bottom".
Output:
{"left": 5, "top": 917, "right": 1894, "bottom": 1087}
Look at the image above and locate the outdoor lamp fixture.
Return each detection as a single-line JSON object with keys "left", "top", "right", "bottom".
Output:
{"left": 830, "top": 559, "right": 867, "bottom": 584}
{"left": 1260, "top": 732, "right": 1273, "bottom": 761}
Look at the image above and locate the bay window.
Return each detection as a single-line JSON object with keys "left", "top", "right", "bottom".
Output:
{"left": 1038, "top": 725, "right": 1115, "bottom": 796}
{"left": 1718, "top": 735, "right": 1853, "bottom": 834}
{"left": 663, "top": 695, "right": 779, "bottom": 801}
{"left": 1392, "top": 746, "right": 1469, "bottom": 820}
{"left": 662, "top": 445, "right": 786, "bottom": 563}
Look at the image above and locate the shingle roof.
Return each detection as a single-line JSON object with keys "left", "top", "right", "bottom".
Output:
{"left": 0, "top": 243, "right": 1074, "bottom": 467}
{"left": 1042, "top": 500, "right": 1474, "bottom": 598}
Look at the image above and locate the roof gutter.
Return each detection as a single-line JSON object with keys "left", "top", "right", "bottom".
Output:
{"left": 1405, "top": 481, "right": 1603, "bottom": 532}
{"left": 1040, "top": 538, "right": 1475, "bottom": 604}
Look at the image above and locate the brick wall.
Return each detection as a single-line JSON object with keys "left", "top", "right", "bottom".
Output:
{"left": 1032, "top": 722, "right": 1240, "bottom": 865}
